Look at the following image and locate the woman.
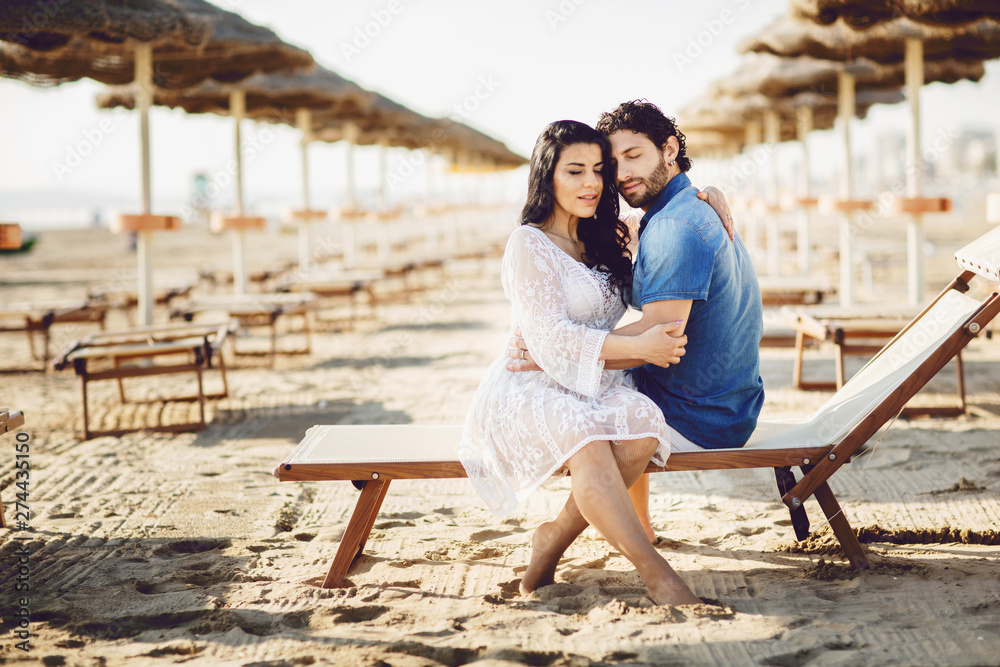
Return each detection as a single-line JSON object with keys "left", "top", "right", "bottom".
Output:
{"left": 459, "top": 120, "right": 710, "bottom": 606}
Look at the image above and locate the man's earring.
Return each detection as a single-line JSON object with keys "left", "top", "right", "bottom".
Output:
{"left": 668, "top": 160, "right": 675, "bottom": 166}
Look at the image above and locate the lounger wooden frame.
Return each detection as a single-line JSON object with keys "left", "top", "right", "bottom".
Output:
{"left": 276, "top": 262, "right": 1000, "bottom": 588}
{"left": 0, "top": 301, "right": 108, "bottom": 372}
{"left": 172, "top": 296, "right": 315, "bottom": 369}
{"left": 0, "top": 408, "right": 25, "bottom": 528}
{"left": 791, "top": 311, "right": 968, "bottom": 417}
{"left": 53, "top": 322, "right": 236, "bottom": 440}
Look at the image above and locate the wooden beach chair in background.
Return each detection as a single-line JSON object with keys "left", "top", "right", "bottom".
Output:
{"left": 787, "top": 304, "right": 973, "bottom": 417}
{"left": 0, "top": 300, "right": 109, "bottom": 372}
{"left": 170, "top": 293, "right": 316, "bottom": 368}
{"left": 273, "top": 228, "right": 1000, "bottom": 588}
{"left": 277, "top": 269, "right": 380, "bottom": 330}
{"left": 758, "top": 277, "right": 836, "bottom": 307}
{"left": 53, "top": 321, "right": 236, "bottom": 440}
{"left": 0, "top": 408, "right": 26, "bottom": 528}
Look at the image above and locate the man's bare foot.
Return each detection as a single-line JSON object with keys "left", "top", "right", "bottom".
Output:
{"left": 519, "top": 522, "right": 567, "bottom": 595}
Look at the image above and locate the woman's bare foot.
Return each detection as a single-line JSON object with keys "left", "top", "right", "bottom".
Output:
{"left": 520, "top": 521, "right": 568, "bottom": 595}
{"left": 584, "top": 525, "right": 659, "bottom": 545}
{"left": 644, "top": 566, "right": 701, "bottom": 606}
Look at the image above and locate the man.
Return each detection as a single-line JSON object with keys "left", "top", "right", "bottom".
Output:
{"left": 511, "top": 100, "right": 764, "bottom": 543}
{"left": 595, "top": 100, "right": 764, "bottom": 540}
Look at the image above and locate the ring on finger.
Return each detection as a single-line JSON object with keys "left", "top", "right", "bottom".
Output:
{"left": 520, "top": 349, "right": 525, "bottom": 360}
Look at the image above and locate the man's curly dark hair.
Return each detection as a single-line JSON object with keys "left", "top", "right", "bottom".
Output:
{"left": 595, "top": 100, "right": 692, "bottom": 172}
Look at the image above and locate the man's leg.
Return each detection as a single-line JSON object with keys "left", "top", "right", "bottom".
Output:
{"left": 627, "top": 473, "right": 657, "bottom": 543}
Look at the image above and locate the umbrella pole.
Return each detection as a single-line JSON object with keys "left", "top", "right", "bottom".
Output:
{"left": 230, "top": 89, "right": 249, "bottom": 295}
{"left": 296, "top": 108, "right": 313, "bottom": 273}
{"left": 763, "top": 108, "right": 781, "bottom": 277}
{"left": 796, "top": 105, "right": 813, "bottom": 276}
{"left": 377, "top": 138, "right": 390, "bottom": 264}
{"left": 837, "top": 70, "right": 856, "bottom": 307}
{"left": 135, "top": 43, "right": 155, "bottom": 327}
{"left": 343, "top": 122, "right": 358, "bottom": 268}
{"left": 905, "top": 38, "right": 925, "bottom": 306}
{"left": 743, "top": 120, "right": 762, "bottom": 262}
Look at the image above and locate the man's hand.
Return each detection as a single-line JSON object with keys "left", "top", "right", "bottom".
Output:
{"left": 506, "top": 332, "right": 541, "bottom": 372}
{"left": 697, "top": 186, "right": 735, "bottom": 241}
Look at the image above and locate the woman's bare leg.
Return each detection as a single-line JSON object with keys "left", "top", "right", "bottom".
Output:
{"left": 521, "top": 439, "right": 698, "bottom": 605}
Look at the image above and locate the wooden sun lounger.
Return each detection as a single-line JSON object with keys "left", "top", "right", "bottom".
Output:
{"left": 88, "top": 281, "right": 197, "bottom": 322}
{"left": 0, "top": 300, "right": 109, "bottom": 372}
{"left": 171, "top": 294, "right": 316, "bottom": 368}
{"left": 52, "top": 321, "right": 236, "bottom": 440}
{"left": 788, "top": 304, "right": 967, "bottom": 417}
{"left": 278, "top": 270, "right": 381, "bottom": 329}
{"left": 0, "top": 408, "right": 26, "bottom": 528}
{"left": 758, "top": 278, "right": 836, "bottom": 307}
{"left": 273, "top": 229, "right": 1000, "bottom": 588}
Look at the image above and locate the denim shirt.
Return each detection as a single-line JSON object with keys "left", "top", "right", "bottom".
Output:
{"left": 629, "top": 173, "right": 764, "bottom": 449}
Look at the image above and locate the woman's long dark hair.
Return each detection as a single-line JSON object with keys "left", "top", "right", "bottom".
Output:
{"left": 520, "top": 120, "right": 633, "bottom": 304}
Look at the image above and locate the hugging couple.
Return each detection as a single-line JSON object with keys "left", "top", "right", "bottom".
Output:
{"left": 458, "top": 100, "right": 764, "bottom": 605}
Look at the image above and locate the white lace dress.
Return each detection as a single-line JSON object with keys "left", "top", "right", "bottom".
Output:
{"left": 459, "top": 225, "right": 671, "bottom": 516}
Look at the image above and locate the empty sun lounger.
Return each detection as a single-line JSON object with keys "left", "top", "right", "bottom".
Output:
{"left": 758, "top": 277, "right": 836, "bottom": 307}
{"left": 787, "top": 304, "right": 969, "bottom": 417}
{"left": 53, "top": 321, "right": 236, "bottom": 440}
{"left": 273, "top": 228, "right": 1000, "bottom": 588}
{"left": 171, "top": 293, "right": 317, "bottom": 368}
{"left": 277, "top": 269, "right": 381, "bottom": 329}
{"left": 0, "top": 300, "right": 109, "bottom": 372}
{"left": 0, "top": 408, "right": 25, "bottom": 528}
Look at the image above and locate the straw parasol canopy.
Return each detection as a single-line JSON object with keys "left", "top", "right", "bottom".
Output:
{"left": 791, "top": 0, "right": 1000, "bottom": 29}
{"left": 1, "top": 0, "right": 315, "bottom": 322}
{"left": 96, "top": 65, "right": 371, "bottom": 120}
{"left": 740, "top": 14, "right": 1000, "bottom": 64}
{"left": 679, "top": 87, "right": 905, "bottom": 144}
{"left": 741, "top": 11, "right": 999, "bottom": 305}
{"left": 0, "top": 0, "right": 313, "bottom": 88}
{"left": 717, "top": 52, "right": 984, "bottom": 99}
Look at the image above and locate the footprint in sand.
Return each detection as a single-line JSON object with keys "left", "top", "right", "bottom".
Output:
{"left": 469, "top": 529, "right": 512, "bottom": 541}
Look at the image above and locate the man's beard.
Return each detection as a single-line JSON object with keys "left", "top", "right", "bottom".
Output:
{"left": 620, "top": 154, "right": 671, "bottom": 209}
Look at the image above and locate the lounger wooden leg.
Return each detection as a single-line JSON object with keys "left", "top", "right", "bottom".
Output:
{"left": 0, "top": 491, "right": 6, "bottom": 528}
{"left": 793, "top": 330, "right": 805, "bottom": 389}
{"left": 322, "top": 478, "right": 391, "bottom": 588}
{"left": 834, "top": 343, "right": 846, "bottom": 390}
{"left": 218, "top": 352, "right": 230, "bottom": 399}
{"left": 955, "top": 351, "right": 966, "bottom": 413}
{"left": 114, "top": 357, "right": 127, "bottom": 403}
{"left": 195, "top": 365, "right": 206, "bottom": 430}
{"left": 78, "top": 367, "right": 92, "bottom": 442}
{"left": 812, "top": 481, "right": 869, "bottom": 570}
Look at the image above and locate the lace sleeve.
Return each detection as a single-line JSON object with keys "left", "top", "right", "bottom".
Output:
{"left": 502, "top": 228, "right": 608, "bottom": 398}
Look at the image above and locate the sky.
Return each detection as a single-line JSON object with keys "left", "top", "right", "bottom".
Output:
{"left": 1, "top": 0, "right": 998, "bottom": 227}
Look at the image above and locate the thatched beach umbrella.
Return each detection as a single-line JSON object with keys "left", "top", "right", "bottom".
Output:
{"left": 791, "top": 0, "right": 1000, "bottom": 29}
{"left": 98, "top": 66, "right": 371, "bottom": 281}
{"left": 742, "top": 13, "right": 998, "bottom": 304}
{"left": 715, "top": 53, "right": 982, "bottom": 276}
{"left": 1, "top": 0, "right": 313, "bottom": 321}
